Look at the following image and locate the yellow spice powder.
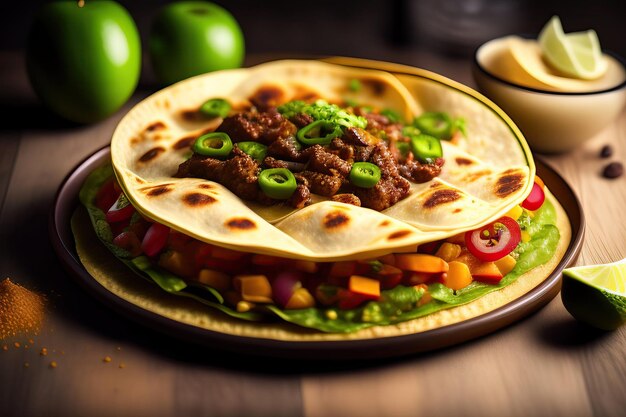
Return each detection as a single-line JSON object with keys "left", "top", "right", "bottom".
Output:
{"left": 0, "top": 278, "right": 45, "bottom": 340}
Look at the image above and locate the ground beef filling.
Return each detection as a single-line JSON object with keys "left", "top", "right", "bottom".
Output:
{"left": 175, "top": 108, "right": 444, "bottom": 211}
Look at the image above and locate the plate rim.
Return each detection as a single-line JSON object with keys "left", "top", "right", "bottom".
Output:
{"left": 49, "top": 145, "right": 584, "bottom": 359}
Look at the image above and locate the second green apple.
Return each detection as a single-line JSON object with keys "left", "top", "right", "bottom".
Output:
{"left": 149, "top": 1, "right": 245, "bottom": 86}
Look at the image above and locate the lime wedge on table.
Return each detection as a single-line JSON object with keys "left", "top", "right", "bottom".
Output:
{"left": 561, "top": 258, "right": 626, "bottom": 330}
{"left": 538, "top": 16, "right": 607, "bottom": 80}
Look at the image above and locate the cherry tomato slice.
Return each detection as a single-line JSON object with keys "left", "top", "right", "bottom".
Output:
{"left": 521, "top": 182, "right": 545, "bottom": 211}
{"left": 106, "top": 193, "right": 135, "bottom": 223}
{"left": 141, "top": 223, "right": 170, "bottom": 257}
{"left": 465, "top": 216, "right": 521, "bottom": 262}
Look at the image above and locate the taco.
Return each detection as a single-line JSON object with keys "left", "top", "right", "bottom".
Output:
{"left": 72, "top": 60, "right": 570, "bottom": 338}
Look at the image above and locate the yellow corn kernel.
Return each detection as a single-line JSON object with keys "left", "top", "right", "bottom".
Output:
{"left": 505, "top": 205, "right": 523, "bottom": 221}
{"left": 435, "top": 242, "right": 462, "bottom": 262}
{"left": 236, "top": 301, "right": 255, "bottom": 313}
{"left": 521, "top": 230, "right": 531, "bottom": 243}
{"left": 285, "top": 288, "right": 315, "bottom": 309}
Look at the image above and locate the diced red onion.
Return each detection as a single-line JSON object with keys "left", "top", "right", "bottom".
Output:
{"left": 273, "top": 271, "right": 303, "bottom": 308}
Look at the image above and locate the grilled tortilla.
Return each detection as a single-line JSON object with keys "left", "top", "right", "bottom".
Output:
{"left": 110, "top": 60, "right": 534, "bottom": 261}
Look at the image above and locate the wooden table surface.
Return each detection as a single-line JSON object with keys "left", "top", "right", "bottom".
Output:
{"left": 0, "top": 51, "right": 624, "bottom": 417}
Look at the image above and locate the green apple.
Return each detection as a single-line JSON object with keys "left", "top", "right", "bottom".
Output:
{"left": 149, "top": 1, "right": 245, "bottom": 86}
{"left": 27, "top": 1, "right": 141, "bottom": 124}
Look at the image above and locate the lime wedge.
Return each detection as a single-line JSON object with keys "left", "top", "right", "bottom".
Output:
{"left": 561, "top": 258, "right": 626, "bottom": 330}
{"left": 538, "top": 16, "right": 607, "bottom": 80}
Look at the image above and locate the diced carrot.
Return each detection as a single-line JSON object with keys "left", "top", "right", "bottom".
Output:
{"left": 348, "top": 275, "right": 381, "bottom": 298}
{"left": 452, "top": 250, "right": 482, "bottom": 272}
{"left": 395, "top": 254, "right": 449, "bottom": 273}
{"left": 435, "top": 242, "right": 462, "bottom": 262}
{"left": 285, "top": 288, "right": 315, "bottom": 309}
{"left": 329, "top": 261, "right": 358, "bottom": 277}
{"left": 234, "top": 275, "right": 273, "bottom": 303}
{"left": 212, "top": 246, "right": 247, "bottom": 260}
{"left": 158, "top": 251, "right": 196, "bottom": 278}
{"left": 495, "top": 255, "right": 516, "bottom": 276}
{"left": 251, "top": 254, "right": 284, "bottom": 266}
{"left": 378, "top": 253, "right": 396, "bottom": 266}
{"left": 294, "top": 260, "right": 319, "bottom": 273}
{"left": 443, "top": 261, "right": 473, "bottom": 290}
{"left": 472, "top": 262, "right": 503, "bottom": 284}
{"left": 197, "top": 269, "right": 231, "bottom": 291}
{"left": 506, "top": 205, "right": 523, "bottom": 221}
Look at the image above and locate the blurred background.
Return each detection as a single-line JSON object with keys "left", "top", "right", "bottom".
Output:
{"left": 2, "top": 0, "right": 624, "bottom": 65}
{"left": 1, "top": 0, "right": 624, "bottom": 126}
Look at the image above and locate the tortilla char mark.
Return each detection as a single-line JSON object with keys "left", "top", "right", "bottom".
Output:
{"left": 455, "top": 157, "right": 474, "bottom": 166}
{"left": 323, "top": 211, "right": 350, "bottom": 229}
{"left": 387, "top": 230, "right": 412, "bottom": 240}
{"left": 495, "top": 169, "right": 525, "bottom": 198}
{"left": 144, "top": 121, "right": 167, "bottom": 133}
{"left": 182, "top": 192, "right": 217, "bottom": 206}
{"left": 141, "top": 184, "right": 174, "bottom": 197}
{"left": 139, "top": 147, "right": 166, "bottom": 163}
{"left": 173, "top": 127, "right": 218, "bottom": 150}
{"left": 225, "top": 218, "right": 256, "bottom": 230}
{"left": 361, "top": 78, "right": 386, "bottom": 96}
{"left": 423, "top": 189, "right": 462, "bottom": 209}
{"left": 250, "top": 85, "right": 286, "bottom": 109}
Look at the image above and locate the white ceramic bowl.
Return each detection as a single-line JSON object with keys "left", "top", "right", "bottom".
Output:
{"left": 472, "top": 37, "right": 626, "bottom": 153}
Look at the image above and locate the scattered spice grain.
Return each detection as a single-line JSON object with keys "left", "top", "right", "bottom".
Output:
{"left": 103, "top": 356, "right": 112, "bottom": 363}
{"left": 14, "top": 342, "right": 20, "bottom": 348}
{"left": 40, "top": 347, "right": 48, "bottom": 356}
{"left": 49, "top": 361, "right": 57, "bottom": 369}
{"left": 0, "top": 278, "right": 45, "bottom": 340}
{"left": 119, "top": 363, "right": 126, "bottom": 369}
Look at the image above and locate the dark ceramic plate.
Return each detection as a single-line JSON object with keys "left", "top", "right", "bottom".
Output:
{"left": 50, "top": 146, "right": 584, "bottom": 359}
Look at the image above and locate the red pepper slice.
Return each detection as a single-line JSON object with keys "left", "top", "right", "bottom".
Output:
{"left": 113, "top": 231, "right": 142, "bottom": 257}
{"left": 106, "top": 193, "right": 135, "bottom": 223}
{"left": 465, "top": 216, "right": 521, "bottom": 262}
{"left": 141, "top": 223, "right": 170, "bottom": 257}
{"left": 521, "top": 182, "right": 545, "bottom": 211}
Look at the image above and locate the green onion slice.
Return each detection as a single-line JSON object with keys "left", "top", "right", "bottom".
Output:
{"left": 410, "top": 134, "right": 442, "bottom": 164}
{"left": 200, "top": 98, "right": 231, "bottom": 119}
{"left": 237, "top": 141, "right": 268, "bottom": 162}
{"left": 258, "top": 168, "right": 297, "bottom": 199}
{"left": 413, "top": 112, "right": 454, "bottom": 139}
{"left": 193, "top": 132, "right": 233, "bottom": 159}
{"left": 296, "top": 120, "right": 342, "bottom": 146}
{"left": 349, "top": 162, "right": 381, "bottom": 188}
